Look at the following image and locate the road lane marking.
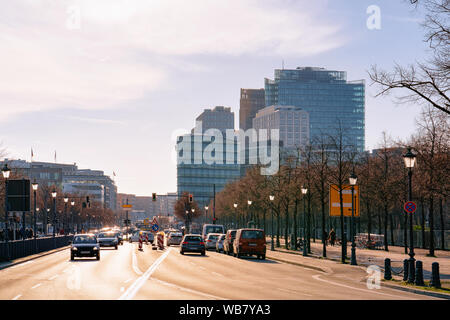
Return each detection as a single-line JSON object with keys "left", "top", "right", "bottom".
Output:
{"left": 277, "top": 287, "right": 312, "bottom": 296}
{"left": 12, "top": 294, "right": 22, "bottom": 300}
{"left": 124, "top": 278, "right": 133, "bottom": 283}
{"left": 120, "top": 287, "right": 125, "bottom": 292}
{"left": 211, "top": 272, "right": 224, "bottom": 277}
{"left": 31, "top": 283, "right": 42, "bottom": 289}
{"left": 312, "top": 275, "right": 416, "bottom": 299}
{"left": 119, "top": 248, "right": 172, "bottom": 300}
{"left": 132, "top": 247, "right": 143, "bottom": 275}
{"left": 152, "top": 278, "right": 227, "bottom": 300}
{"left": 48, "top": 275, "right": 59, "bottom": 280}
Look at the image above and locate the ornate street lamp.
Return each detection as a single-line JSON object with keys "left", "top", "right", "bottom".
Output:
{"left": 233, "top": 203, "right": 238, "bottom": 228}
{"left": 51, "top": 189, "right": 57, "bottom": 246}
{"left": 247, "top": 200, "right": 253, "bottom": 228}
{"left": 403, "top": 147, "right": 417, "bottom": 283}
{"left": 63, "top": 196, "right": 68, "bottom": 235}
{"left": 205, "top": 206, "right": 209, "bottom": 224}
{"left": 2, "top": 163, "right": 11, "bottom": 260}
{"left": 71, "top": 201, "right": 75, "bottom": 234}
{"left": 301, "top": 187, "right": 308, "bottom": 256}
{"left": 32, "top": 180, "right": 39, "bottom": 252}
{"left": 269, "top": 195, "right": 275, "bottom": 251}
{"left": 349, "top": 172, "right": 358, "bottom": 265}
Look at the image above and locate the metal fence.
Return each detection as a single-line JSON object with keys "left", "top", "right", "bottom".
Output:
{"left": 0, "top": 235, "right": 73, "bottom": 262}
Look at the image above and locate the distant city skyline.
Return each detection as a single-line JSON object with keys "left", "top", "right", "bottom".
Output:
{"left": 0, "top": 0, "right": 430, "bottom": 196}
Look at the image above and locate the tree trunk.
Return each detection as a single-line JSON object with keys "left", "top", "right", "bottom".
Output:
{"left": 284, "top": 203, "right": 289, "bottom": 250}
{"left": 366, "top": 200, "right": 372, "bottom": 246}
{"left": 294, "top": 200, "right": 298, "bottom": 250}
{"left": 440, "top": 198, "right": 445, "bottom": 250}
{"left": 384, "top": 204, "right": 389, "bottom": 251}
{"left": 390, "top": 211, "right": 395, "bottom": 246}
{"left": 276, "top": 207, "right": 280, "bottom": 247}
{"left": 339, "top": 188, "right": 346, "bottom": 263}
{"left": 321, "top": 193, "right": 326, "bottom": 257}
{"left": 421, "top": 199, "right": 426, "bottom": 249}
{"left": 429, "top": 196, "right": 435, "bottom": 256}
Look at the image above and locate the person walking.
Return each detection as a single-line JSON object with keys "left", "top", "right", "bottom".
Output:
{"left": 329, "top": 228, "right": 336, "bottom": 247}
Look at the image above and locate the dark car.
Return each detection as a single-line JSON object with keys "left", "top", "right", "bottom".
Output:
{"left": 71, "top": 234, "right": 100, "bottom": 260}
{"left": 223, "top": 229, "right": 237, "bottom": 255}
{"left": 97, "top": 232, "right": 119, "bottom": 249}
{"left": 180, "top": 234, "right": 205, "bottom": 256}
{"left": 233, "top": 228, "right": 266, "bottom": 260}
{"left": 114, "top": 231, "right": 123, "bottom": 245}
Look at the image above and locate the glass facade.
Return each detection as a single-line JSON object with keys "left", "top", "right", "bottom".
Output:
{"left": 265, "top": 67, "right": 365, "bottom": 152}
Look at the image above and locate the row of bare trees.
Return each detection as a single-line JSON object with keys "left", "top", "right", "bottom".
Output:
{"left": 210, "top": 107, "right": 449, "bottom": 261}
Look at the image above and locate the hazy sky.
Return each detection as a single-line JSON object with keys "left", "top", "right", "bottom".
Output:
{"left": 0, "top": 0, "right": 430, "bottom": 196}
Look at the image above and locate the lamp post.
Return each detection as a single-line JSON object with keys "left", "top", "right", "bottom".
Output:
{"left": 32, "top": 180, "right": 39, "bottom": 253}
{"left": 301, "top": 187, "right": 308, "bottom": 256}
{"left": 403, "top": 147, "right": 417, "bottom": 283}
{"left": 349, "top": 172, "right": 358, "bottom": 266}
{"left": 269, "top": 195, "right": 275, "bottom": 251}
{"left": 71, "top": 201, "right": 75, "bottom": 234}
{"left": 2, "top": 163, "right": 11, "bottom": 260}
{"left": 185, "top": 210, "right": 190, "bottom": 233}
{"left": 233, "top": 203, "right": 238, "bottom": 228}
{"left": 63, "top": 196, "right": 68, "bottom": 235}
{"left": 247, "top": 200, "right": 252, "bottom": 228}
{"left": 51, "top": 190, "right": 57, "bottom": 248}
{"left": 205, "top": 206, "right": 209, "bottom": 224}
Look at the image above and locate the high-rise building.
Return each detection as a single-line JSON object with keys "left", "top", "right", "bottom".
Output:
{"left": 265, "top": 67, "right": 365, "bottom": 151}
{"left": 239, "top": 88, "right": 265, "bottom": 131}
{"left": 192, "top": 106, "right": 234, "bottom": 134}
{"left": 253, "top": 105, "right": 309, "bottom": 148}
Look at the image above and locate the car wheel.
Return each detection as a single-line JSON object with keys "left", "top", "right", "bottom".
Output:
{"left": 96, "top": 254, "right": 100, "bottom": 260}
{"left": 115, "top": 245, "right": 118, "bottom": 250}
{"left": 236, "top": 251, "right": 241, "bottom": 258}
{"left": 180, "top": 251, "right": 184, "bottom": 255}
{"left": 261, "top": 254, "right": 266, "bottom": 260}
{"left": 201, "top": 251, "right": 205, "bottom": 256}
{"left": 71, "top": 254, "right": 74, "bottom": 261}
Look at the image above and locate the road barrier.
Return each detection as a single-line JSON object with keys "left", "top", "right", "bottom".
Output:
{"left": 415, "top": 261, "right": 425, "bottom": 286}
{"left": 384, "top": 258, "right": 392, "bottom": 280}
{"left": 430, "top": 262, "right": 441, "bottom": 288}
{"left": 0, "top": 235, "right": 73, "bottom": 262}
{"left": 157, "top": 233, "right": 164, "bottom": 250}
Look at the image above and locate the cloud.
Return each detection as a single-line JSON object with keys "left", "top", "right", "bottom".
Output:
{"left": 0, "top": 0, "right": 346, "bottom": 121}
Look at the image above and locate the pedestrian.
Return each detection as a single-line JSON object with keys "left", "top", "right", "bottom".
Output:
{"left": 329, "top": 228, "right": 336, "bottom": 246}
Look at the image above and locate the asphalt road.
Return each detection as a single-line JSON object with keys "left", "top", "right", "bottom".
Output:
{"left": 0, "top": 242, "right": 439, "bottom": 300}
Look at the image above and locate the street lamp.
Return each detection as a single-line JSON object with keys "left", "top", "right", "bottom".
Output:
{"left": 2, "top": 163, "right": 11, "bottom": 260}
{"left": 349, "top": 172, "right": 357, "bottom": 266}
{"left": 63, "top": 196, "right": 68, "bottom": 235}
{"left": 32, "top": 180, "right": 39, "bottom": 252}
{"left": 233, "top": 203, "right": 238, "bottom": 228}
{"left": 269, "top": 195, "right": 275, "bottom": 251}
{"left": 205, "top": 206, "right": 209, "bottom": 224}
{"left": 301, "top": 187, "right": 308, "bottom": 256}
{"left": 247, "top": 200, "right": 252, "bottom": 227}
{"left": 403, "top": 147, "right": 417, "bottom": 283}
{"left": 71, "top": 201, "right": 75, "bottom": 234}
{"left": 51, "top": 189, "right": 57, "bottom": 246}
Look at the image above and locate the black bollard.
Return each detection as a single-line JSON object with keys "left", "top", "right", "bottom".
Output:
{"left": 415, "top": 261, "right": 424, "bottom": 286}
{"left": 384, "top": 258, "right": 392, "bottom": 280}
{"left": 430, "top": 262, "right": 441, "bottom": 288}
{"left": 403, "top": 259, "right": 409, "bottom": 281}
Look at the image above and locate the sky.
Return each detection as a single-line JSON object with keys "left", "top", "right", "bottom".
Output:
{"left": 0, "top": 0, "right": 431, "bottom": 196}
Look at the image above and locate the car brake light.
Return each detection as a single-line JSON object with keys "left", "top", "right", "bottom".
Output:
{"left": 207, "top": 240, "right": 211, "bottom": 242}
{"left": 200, "top": 242, "right": 205, "bottom": 245}
{"left": 182, "top": 241, "right": 188, "bottom": 244}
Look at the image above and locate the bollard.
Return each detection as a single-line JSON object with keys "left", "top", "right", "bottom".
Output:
{"left": 430, "top": 262, "right": 441, "bottom": 288}
{"left": 415, "top": 261, "right": 424, "bottom": 286}
{"left": 403, "top": 259, "right": 409, "bottom": 281}
{"left": 384, "top": 258, "right": 392, "bottom": 280}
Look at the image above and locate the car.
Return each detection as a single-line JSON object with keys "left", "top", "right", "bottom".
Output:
{"left": 216, "top": 234, "right": 225, "bottom": 253}
{"left": 223, "top": 229, "right": 237, "bottom": 255}
{"left": 71, "top": 234, "right": 100, "bottom": 260}
{"left": 97, "top": 231, "right": 119, "bottom": 249}
{"left": 114, "top": 231, "right": 124, "bottom": 245}
{"left": 130, "top": 230, "right": 154, "bottom": 243}
{"left": 233, "top": 228, "right": 266, "bottom": 260}
{"left": 167, "top": 232, "right": 183, "bottom": 246}
{"left": 180, "top": 234, "right": 205, "bottom": 256}
{"left": 201, "top": 224, "right": 225, "bottom": 241}
{"left": 205, "top": 233, "right": 223, "bottom": 250}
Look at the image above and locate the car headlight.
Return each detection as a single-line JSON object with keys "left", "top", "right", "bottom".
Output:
{"left": 72, "top": 247, "right": 77, "bottom": 251}
{"left": 93, "top": 247, "right": 98, "bottom": 250}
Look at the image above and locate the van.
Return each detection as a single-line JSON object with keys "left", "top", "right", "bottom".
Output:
{"left": 233, "top": 228, "right": 266, "bottom": 260}
{"left": 201, "top": 224, "right": 225, "bottom": 240}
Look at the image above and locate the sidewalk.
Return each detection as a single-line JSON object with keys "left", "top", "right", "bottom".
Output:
{"left": 0, "top": 246, "right": 70, "bottom": 270}
{"left": 266, "top": 237, "right": 450, "bottom": 281}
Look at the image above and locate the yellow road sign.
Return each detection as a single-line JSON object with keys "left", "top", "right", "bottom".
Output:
{"left": 329, "top": 184, "right": 359, "bottom": 217}
{"left": 144, "top": 218, "right": 149, "bottom": 225}
{"left": 122, "top": 204, "right": 132, "bottom": 208}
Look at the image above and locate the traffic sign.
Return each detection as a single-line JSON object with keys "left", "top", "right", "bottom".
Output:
{"left": 404, "top": 201, "right": 417, "bottom": 214}
{"left": 144, "top": 218, "right": 149, "bottom": 225}
{"left": 151, "top": 216, "right": 158, "bottom": 225}
{"left": 152, "top": 224, "right": 159, "bottom": 232}
{"left": 329, "top": 185, "right": 359, "bottom": 217}
{"left": 122, "top": 204, "right": 132, "bottom": 208}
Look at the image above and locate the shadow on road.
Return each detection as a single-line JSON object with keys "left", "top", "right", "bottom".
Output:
{"left": 69, "top": 258, "right": 98, "bottom": 262}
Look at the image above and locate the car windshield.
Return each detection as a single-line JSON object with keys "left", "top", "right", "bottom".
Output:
{"left": 171, "top": 233, "right": 182, "bottom": 237}
{"left": 205, "top": 226, "right": 223, "bottom": 234}
{"left": 184, "top": 236, "right": 202, "bottom": 242}
{"left": 73, "top": 235, "right": 97, "bottom": 244}
{"left": 98, "top": 233, "right": 115, "bottom": 238}
{"left": 208, "top": 235, "right": 219, "bottom": 240}
{"left": 241, "top": 230, "right": 263, "bottom": 239}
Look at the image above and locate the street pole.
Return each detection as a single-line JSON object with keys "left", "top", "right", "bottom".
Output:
{"left": 33, "top": 188, "right": 37, "bottom": 253}
{"left": 407, "top": 167, "right": 415, "bottom": 283}
{"left": 350, "top": 185, "right": 357, "bottom": 265}
{"left": 4, "top": 176, "right": 9, "bottom": 260}
{"left": 213, "top": 184, "right": 216, "bottom": 224}
{"left": 303, "top": 196, "right": 307, "bottom": 256}
{"left": 52, "top": 191, "right": 56, "bottom": 249}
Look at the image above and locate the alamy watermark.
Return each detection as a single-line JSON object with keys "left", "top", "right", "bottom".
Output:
{"left": 366, "top": 5, "right": 381, "bottom": 30}
{"left": 173, "top": 121, "right": 280, "bottom": 175}
{"left": 366, "top": 265, "right": 381, "bottom": 289}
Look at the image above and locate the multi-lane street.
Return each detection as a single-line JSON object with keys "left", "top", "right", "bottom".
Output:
{"left": 0, "top": 241, "right": 439, "bottom": 300}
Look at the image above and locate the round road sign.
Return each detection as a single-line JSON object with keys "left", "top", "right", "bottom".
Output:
{"left": 404, "top": 201, "right": 417, "bottom": 214}
{"left": 152, "top": 224, "right": 159, "bottom": 232}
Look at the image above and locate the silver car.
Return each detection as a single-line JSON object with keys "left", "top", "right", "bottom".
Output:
{"left": 205, "top": 233, "right": 223, "bottom": 250}
{"left": 97, "top": 232, "right": 118, "bottom": 249}
{"left": 216, "top": 234, "right": 225, "bottom": 252}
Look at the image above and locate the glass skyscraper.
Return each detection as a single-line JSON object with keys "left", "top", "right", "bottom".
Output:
{"left": 265, "top": 67, "right": 365, "bottom": 152}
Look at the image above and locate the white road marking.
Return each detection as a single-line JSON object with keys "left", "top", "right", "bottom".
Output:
{"left": 48, "top": 275, "right": 59, "bottom": 280}
{"left": 152, "top": 278, "right": 227, "bottom": 300}
{"left": 211, "top": 272, "right": 224, "bottom": 277}
{"left": 124, "top": 278, "right": 133, "bottom": 283}
{"left": 132, "top": 247, "right": 143, "bottom": 275}
{"left": 120, "top": 287, "right": 125, "bottom": 292}
{"left": 31, "top": 283, "right": 42, "bottom": 289}
{"left": 277, "top": 287, "right": 312, "bottom": 296}
{"left": 119, "top": 248, "right": 172, "bottom": 300}
{"left": 12, "top": 294, "right": 22, "bottom": 300}
{"left": 312, "top": 275, "right": 416, "bottom": 299}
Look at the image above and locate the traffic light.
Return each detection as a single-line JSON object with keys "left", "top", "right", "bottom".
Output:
{"left": 152, "top": 193, "right": 157, "bottom": 201}
{"left": 188, "top": 194, "right": 193, "bottom": 203}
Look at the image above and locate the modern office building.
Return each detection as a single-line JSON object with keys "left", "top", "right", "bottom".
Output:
{"left": 191, "top": 106, "right": 234, "bottom": 134}
{"left": 265, "top": 67, "right": 365, "bottom": 151}
{"left": 239, "top": 88, "right": 265, "bottom": 131}
{"left": 253, "top": 105, "right": 309, "bottom": 148}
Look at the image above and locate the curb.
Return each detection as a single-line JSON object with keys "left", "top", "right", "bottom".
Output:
{"left": 380, "top": 281, "right": 450, "bottom": 300}
{"left": 0, "top": 246, "right": 70, "bottom": 271}
{"left": 266, "top": 254, "right": 328, "bottom": 273}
